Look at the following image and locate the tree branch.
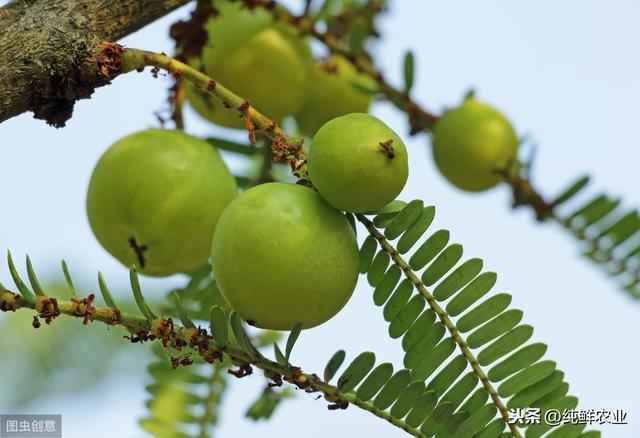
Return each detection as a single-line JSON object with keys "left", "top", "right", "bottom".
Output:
{"left": 0, "top": 288, "right": 425, "bottom": 438}
{"left": 0, "top": 0, "right": 192, "bottom": 127}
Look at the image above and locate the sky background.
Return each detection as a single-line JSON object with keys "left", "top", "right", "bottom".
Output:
{"left": 1, "top": 1, "right": 639, "bottom": 437}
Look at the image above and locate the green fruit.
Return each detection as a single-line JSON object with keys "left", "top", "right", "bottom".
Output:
{"left": 186, "top": 1, "right": 312, "bottom": 128}
{"left": 432, "top": 98, "right": 519, "bottom": 192}
{"left": 211, "top": 182, "right": 359, "bottom": 330}
{"left": 87, "top": 129, "right": 236, "bottom": 277}
{"left": 295, "top": 55, "right": 374, "bottom": 137}
{"left": 308, "top": 113, "right": 409, "bottom": 213}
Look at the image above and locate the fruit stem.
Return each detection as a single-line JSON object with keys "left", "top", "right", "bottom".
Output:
{"left": 355, "top": 214, "right": 522, "bottom": 438}
{"left": 118, "top": 47, "right": 309, "bottom": 182}
{"left": 379, "top": 139, "right": 395, "bottom": 159}
{"left": 2, "top": 289, "right": 425, "bottom": 438}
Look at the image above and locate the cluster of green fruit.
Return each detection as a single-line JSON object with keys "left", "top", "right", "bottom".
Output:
{"left": 87, "top": 113, "right": 408, "bottom": 330}
{"left": 185, "top": 0, "right": 375, "bottom": 137}
{"left": 86, "top": 1, "right": 522, "bottom": 331}
{"left": 187, "top": 0, "right": 519, "bottom": 191}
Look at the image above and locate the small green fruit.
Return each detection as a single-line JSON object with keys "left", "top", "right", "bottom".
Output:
{"left": 308, "top": 113, "right": 409, "bottom": 213}
{"left": 295, "top": 55, "right": 374, "bottom": 137}
{"left": 432, "top": 98, "right": 519, "bottom": 192}
{"left": 87, "top": 129, "right": 236, "bottom": 277}
{"left": 211, "top": 182, "right": 359, "bottom": 330}
{"left": 187, "top": 1, "right": 312, "bottom": 128}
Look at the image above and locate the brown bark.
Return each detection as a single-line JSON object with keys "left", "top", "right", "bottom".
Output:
{"left": 0, "top": 0, "right": 192, "bottom": 127}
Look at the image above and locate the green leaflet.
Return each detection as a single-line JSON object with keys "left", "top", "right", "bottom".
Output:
{"left": 508, "top": 370, "right": 564, "bottom": 409}
{"left": 409, "top": 229, "right": 450, "bottom": 270}
{"left": 385, "top": 199, "right": 424, "bottom": 240}
{"left": 130, "top": 267, "right": 157, "bottom": 321}
{"left": 441, "top": 372, "right": 478, "bottom": 410}
{"left": 25, "top": 256, "right": 45, "bottom": 297}
{"left": 421, "top": 243, "right": 463, "bottom": 286}
{"left": 533, "top": 382, "right": 569, "bottom": 407}
{"left": 367, "top": 200, "right": 408, "bottom": 215}
{"left": 440, "top": 411, "right": 471, "bottom": 437}
{"left": 402, "top": 309, "right": 437, "bottom": 351}
{"left": 355, "top": 362, "right": 394, "bottom": 401}
{"left": 488, "top": 343, "right": 547, "bottom": 382}
{"left": 373, "top": 369, "right": 411, "bottom": 410}
{"left": 209, "top": 306, "right": 228, "bottom": 348}
{"left": 497, "top": 360, "right": 556, "bottom": 397}
{"left": 420, "top": 401, "right": 454, "bottom": 436}
{"left": 478, "top": 325, "right": 534, "bottom": 366}
{"left": 453, "top": 404, "right": 497, "bottom": 437}
{"left": 457, "top": 293, "right": 512, "bottom": 333}
{"left": 388, "top": 295, "right": 425, "bottom": 338}
{"left": 425, "top": 354, "right": 466, "bottom": 396}
{"left": 98, "top": 272, "right": 120, "bottom": 309}
{"left": 173, "top": 293, "right": 196, "bottom": 329}
{"left": 406, "top": 390, "right": 438, "bottom": 427}
{"left": 526, "top": 396, "right": 578, "bottom": 438}
{"left": 433, "top": 258, "right": 483, "bottom": 301}
{"left": 274, "top": 344, "right": 287, "bottom": 365}
{"left": 60, "top": 260, "right": 79, "bottom": 298}
{"left": 459, "top": 387, "right": 489, "bottom": 414}
{"left": 398, "top": 206, "right": 436, "bottom": 254}
{"left": 466, "top": 309, "right": 523, "bottom": 348}
{"left": 373, "top": 266, "right": 402, "bottom": 306}
{"left": 404, "top": 322, "right": 446, "bottom": 368}
{"left": 570, "top": 194, "right": 619, "bottom": 227}
{"left": 553, "top": 175, "right": 590, "bottom": 206}
{"left": 446, "top": 272, "right": 497, "bottom": 316}
{"left": 359, "top": 236, "right": 378, "bottom": 273}
{"left": 403, "top": 50, "right": 415, "bottom": 93}
{"left": 383, "top": 279, "right": 414, "bottom": 321}
{"left": 476, "top": 418, "right": 506, "bottom": 438}
{"left": 338, "top": 352, "right": 376, "bottom": 393}
{"left": 230, "top": 312, "right": 257, "bottom": 357}
{"left": 596, "top": 210, "right": 639, "bottom": 245}
{"left": 7, "top": 251, "right": 35, "bottom": 303}
{"left": 367, "top": 251, "right": 391, "bottom": 286}
{"left": 410, "top": 337, "right": 456, "bottom": 382}
{"left": 324, "top": 350, "right": 346, "bottom": 382}
{"left": 390, "top": 381, "right": 425, "bottom": 418}
{"left": 285, "top": 323, "right": 302, "bottom": 363}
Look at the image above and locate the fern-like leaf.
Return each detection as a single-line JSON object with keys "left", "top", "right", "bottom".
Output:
{"left": 314, "top": 201, "right": 597, "bottom": 437}
{"left": 552, "top": 176, "right": 640, "bottom": 299}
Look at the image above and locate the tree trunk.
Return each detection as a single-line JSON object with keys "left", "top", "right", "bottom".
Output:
{"left": 0, "top": 0, "right": 192, "bottom": 127}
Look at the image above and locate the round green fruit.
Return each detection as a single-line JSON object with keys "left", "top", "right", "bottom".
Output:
{"left": 295, "top": 55, "right": 374, "bottom": 137}
{"left": 211, "top": 182, "right": 359, "bottom": 330}
{"left": 87, "top": 129, "right": 237, "bottom": 277}
{"left": 432, "top": 98, "right": 519, "bottom": 192}
{"left": 308, "top": 113, "right": 409, "bottom": 213}
{"left": 186, "top": 1, "right": 312, "bottom": 129}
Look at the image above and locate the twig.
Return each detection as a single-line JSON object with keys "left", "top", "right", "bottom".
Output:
{"left": 119, "top": 47, "right": 309, "bottom": 181}
{"left": 1, "top": 290, "right": 424, "bottom": 438}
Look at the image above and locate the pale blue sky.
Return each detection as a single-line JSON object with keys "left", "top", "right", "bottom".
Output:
{"left": 1, "top": 1, "right": 639, "bottom": 437}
